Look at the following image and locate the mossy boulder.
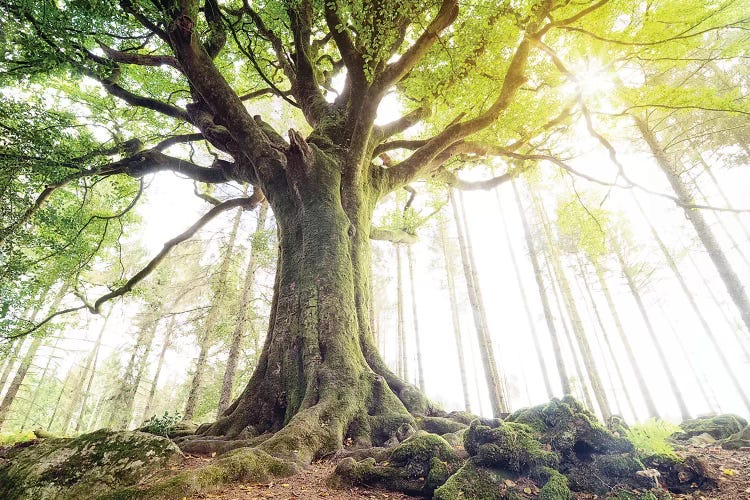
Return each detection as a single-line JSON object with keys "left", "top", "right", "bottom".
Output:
{"left": 333, "top": 431, "right": 462, "bottom": 496}
{"left": 722, "top": 424, "right": 750, "bottom": 450}
{"left": 673, "top": 414, "right": 747, "bottom": 441}
{"left": 507, "top": 396, "right": 634, "bottom": 458}
{"left": 113, "top": 446, "right": 297, "bottom": 499}
{"left": 538, "top": 467, "right": 571, "bottom": 500}
{"left": 464, "top": 420, "right": 559, "bottom": 475}
{"left": 0, "top": 429, "right": 181, "bottom": 500}
{"left": 433, "top": 459, "right": 513, "bottom": 500}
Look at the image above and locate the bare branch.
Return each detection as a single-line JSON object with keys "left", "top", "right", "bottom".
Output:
{"left": 98, "top": 42, "right": 181, "bottom": 70}
{"left": 370, "top": 227, "right": 417, "bottom": 244}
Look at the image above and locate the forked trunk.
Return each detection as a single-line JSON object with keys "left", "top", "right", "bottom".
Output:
{"left": 195, "top": 148, "right": 427, "bottom": 463}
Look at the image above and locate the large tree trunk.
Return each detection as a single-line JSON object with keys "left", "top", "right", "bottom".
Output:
{"left": 218, "top": 201, "right": 269, "bottom": 416}
{"left": 635, "top": 116, "right": 750, "bottom": 334}
{"left": 192, "top": 152, "right": 427, "bottom": 464}
{"left": 437, "top": 217, "right": 472, "bottom": 412}
{"left": 450, "top": 190, "right": 508, "bottom": 416}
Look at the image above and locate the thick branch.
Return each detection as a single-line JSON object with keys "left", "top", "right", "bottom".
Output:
{"left": 98, "top": 42, "right": 181, "bottom": 70}
{"left": 370, "top": 228, "right": 417, "bottom": 244}
{"left": 373, "top": 0, "right": 459, "bottom": 92}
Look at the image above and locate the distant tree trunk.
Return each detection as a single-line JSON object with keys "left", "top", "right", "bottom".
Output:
{"left": 21, "top": 334, "right": 63, "bottom": 429}
{"left": 540, "top": 226, "right": 594, "bottom": 410}
{"left": 533, "top": 191, "right": 612, "bottom": 421}
{"left": 636, "top": 116, "right": 750, "bottom": 334}
{"left": 406, "top": 245, "right": 425, "bottom": 392}
{"left": 686, "top": 168, "right": 750, "bottom": 269}
{"left": 0, "top": 284, "right": 68, "bottom": 429}
{"left": 615, "top": 248, "right": 691, "bottom": 420}
{"left": 144, "top": 316, "right": 176, "bottom": 420}
{"left": 0, "top": 338, "right": 26, "bottom": 398}
{"left": 218, "top": 201, "right": 269, "bottom": 416}
{"left": 0, "top": 291, "right": 49, "bottom": 396}
{"left": 512, "top": 180, "right": 570, "bottom": 395}
{"left": 497, "top": 188, "right": 554, "bottom": 399}
{"left": 109, "top": 318, "right": 160, "bottom": 429}
{"left": 691, "top": 144, "right": 750, "bottom": 247}
{"left": 653, "top": 300, "right": 721, "bottom": 414}
{"left": 592, "top": 260, "right": 660, "bottom": 419}
{"left": 632, "top": 195, "right": 750, "bottom": 413}
{"left": 75, "top": 311, "right": 111, "bottom": 433}
{"left": 48, "top": 370, "right": 73, "bottom": 431}
{"left": 86, "top": 394, "right": 105, "bottom": 431}
{"left": 185, "top": 206, "right": 243, "bottom": 420}
{"left": 451, "top": 190, "right": 508, "bottom": 416}
{"left": 395, "top": 245, "right": 408, "bottom": 380}
{"left": 437, "top": 217, "right": 472, "bottom": 412}
{"left": 576, "top": 256, "right": 637, "bottom": 420}
{"left": 686, "top": 252, "right": 750, "bottom": 361}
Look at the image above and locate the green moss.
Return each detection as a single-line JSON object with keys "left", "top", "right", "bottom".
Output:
{"left": 107, "top": 447, "right": 296, "bottom": 499}
{"left": 538, "top": 468, "right": 571, "bottom": 500}
{"left": 607, "top": 490, "right": 672, "bottom": 500}
{"left": 390, "top": 431, "right": 459, "bottom": 469}
{"left": 433, "top": 459, "right": 508, "bottom": 500}
{"left": 0, "top": 430, "right": 182, "bottom": 500}
{"left": 722, "top": 425, "right": 750, "bottom": 450}
{"left": 676, "top": 414, "right": 747, "bottom": 441}
{"left": 417, "top": 416, "right": 468, "bottom": 435}
{"left": 464, "top": 420, "right": 559, "bottom": 475}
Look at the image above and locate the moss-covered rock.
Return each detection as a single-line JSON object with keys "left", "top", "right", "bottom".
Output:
{"left": 538, "top": 468, "right": 571, "bottom": 500}
{"left": 0, "top": 429, "right": 181, "bottom": 500}
{"left": 507, "top": 396, "right": 634, "bottom": 458}
{"left": 113, "top": 447, "right": 296, "bottom": 499}
{"left": 433, "top": 459, "right": 509, "bottom": 500}
{"left": 673, "top": 414, "right": 747, "bottom": 441}
{"left": 464, "top": 420, "right": 559, "bottom": 475}
{"left": 722, "top": 424, "right": 750, "bottom": 450}
{"left": 333, "top": 431, "right": 461, "bottom": 496}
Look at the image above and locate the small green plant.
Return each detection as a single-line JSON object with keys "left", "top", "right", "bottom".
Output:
{"left": 0, "top": 430, "right": 36, "bottom": 446}
{"left": 626, "top": 419, "right": 680, "bottom": 459}
{"left": 142, "top": 411, "right": 182, "bottom": 437}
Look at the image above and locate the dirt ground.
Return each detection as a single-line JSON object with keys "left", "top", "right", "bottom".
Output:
{"left": 186, "top": 443, "right": 750, "bottom": 500}
{"left": 186, "top": 459, "right": 417, "bottom": 499}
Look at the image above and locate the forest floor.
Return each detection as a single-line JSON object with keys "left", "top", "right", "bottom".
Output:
{"left": 182, "top": 443, "right": 750, "bottom": 500}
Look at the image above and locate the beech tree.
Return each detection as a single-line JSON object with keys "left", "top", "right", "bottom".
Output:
{"left": 2, "top": 0, "right": 749, "bottom": 469}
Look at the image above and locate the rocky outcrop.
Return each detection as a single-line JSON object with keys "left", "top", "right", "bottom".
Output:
{"left": 0, "top": 429, "right": 181, "bottom": 499}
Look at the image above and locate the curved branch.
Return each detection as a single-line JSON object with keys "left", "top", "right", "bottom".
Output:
{"left": 91, "top": 193, "right": 262, "bottom": 312}
{"left": 98, "top": 42, "right": 181, "bottom": 70}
